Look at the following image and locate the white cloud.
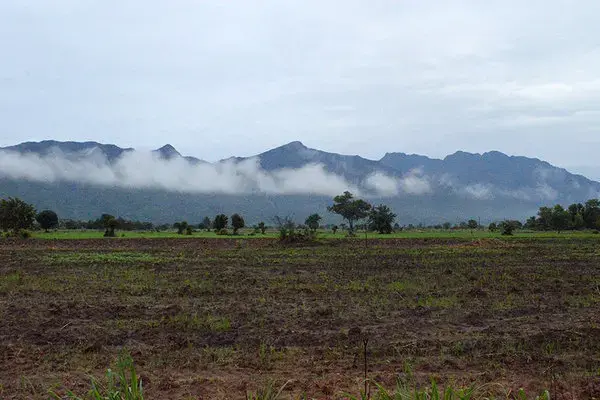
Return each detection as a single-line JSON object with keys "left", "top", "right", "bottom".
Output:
{"left": 462, "top": 184, "right": 494, "bottom": 200}
{"left": 365, "top": 169, "right": 432, "bottom": 196}
{"left": 0, "top": 148, "right": 365, "bottom": 197}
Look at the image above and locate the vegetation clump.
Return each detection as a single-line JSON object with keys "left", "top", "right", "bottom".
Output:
{"left": 231, "top": 213, "right": 245, "bottom": 235}
{"left": 0, "top": 197, "right": 36, "bottom": 235}
{"left": 328, "top": 191, "right": 371, "bottom": 236}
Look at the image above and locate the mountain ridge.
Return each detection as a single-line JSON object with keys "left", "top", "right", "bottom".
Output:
{"left": 1, "top": 139, "right": 598, "bottom": 224}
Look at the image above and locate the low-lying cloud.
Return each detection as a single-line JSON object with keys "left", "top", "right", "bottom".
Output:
{"left": 0, "top": 148, "right": 570, "bottom": 202}
{"left": 0, "top": 148, "right": 443, "bottom": 199}
{"left": 365, "top": 169, "right": 432, "bottom": 196}
{"left": 0, "top": 148, "right": 369, "bottom": 196}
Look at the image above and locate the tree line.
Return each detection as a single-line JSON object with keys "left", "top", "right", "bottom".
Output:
{"left": 4, "top": 193, "right": 600, "bottom": 238}
{"left": 522, "top": 199, "right": 600, "bottom": 232}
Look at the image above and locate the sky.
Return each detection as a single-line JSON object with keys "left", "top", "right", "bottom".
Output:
{"left": 1, "top": 1, "right": 599, "bottom": 178}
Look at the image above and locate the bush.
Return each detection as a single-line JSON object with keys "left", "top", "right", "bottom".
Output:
{"left": 3, "top": 229, "right": 32, "bottom": 239}
{"left": 104, "top": 229, "right": 116, "bottom": 237}
{"left": 500, "top": 221, "right": 514, "bottom": 236}
{"left": 273, "top": 216, "right": 318, "bottom": 243}
{"left": 216, "top": 228, "right": 229, "bottom": 235}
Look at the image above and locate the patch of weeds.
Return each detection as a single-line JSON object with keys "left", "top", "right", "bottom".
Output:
{"left": 0, "top": 271, "right": 22, "bottom": 293}
{"left": 202, "top": 346, "right": 236, "bottom": 365}
{"left": 258, "top": 342, "right": 284, "bottom": 370}
{"left": 49, "top": 351, "right": 143, "bottom": 400}
{"left": 46, "top": 252, "right": 166, "bottom": 265}
{"left": 246, "top": 380, "right": 290, "bottom": 400}
{"left": 163, "top": 313, "right": 231, "bottom": 332}
{"left": 386, "top": 280, "right": 417, "bottom": 293}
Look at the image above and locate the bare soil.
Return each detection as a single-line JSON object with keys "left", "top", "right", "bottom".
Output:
{"left": 0, "top": 237, "right": 599, "bottom": 398}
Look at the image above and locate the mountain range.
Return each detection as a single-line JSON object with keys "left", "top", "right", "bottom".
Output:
{"left": 1, "top": 140, "right": 598, "bottom": 224}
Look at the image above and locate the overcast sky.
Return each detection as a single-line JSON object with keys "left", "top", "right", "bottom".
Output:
{"left": 1, "top": 1, "right": 599, "bottom": 177}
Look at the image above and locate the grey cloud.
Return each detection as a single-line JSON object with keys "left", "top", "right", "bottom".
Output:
{"left": 1, "top": 1, "right": 600, "bottom": 171}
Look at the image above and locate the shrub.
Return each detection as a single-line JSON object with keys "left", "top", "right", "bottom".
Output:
{"left": 273, "top": 216, "right": 317, "bottom": 243}
{"left": 258, "top": 222, "right": 267, "bottom": 234}
{"left": 216, "top": 228, "right": 229, "bottom": 235}
{"left": 231, "top": 213, "right": 245, "bottom": 235}
{"left": 500, "top": 220, "right": 515, "bottom": 236}
{"left": 3, "top": 229, "right": 32, "bottom": 239}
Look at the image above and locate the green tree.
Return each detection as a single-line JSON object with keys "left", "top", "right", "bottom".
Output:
{"left": 173, "top": 221, "right": 189, "bottom": 235}
{"left": 537, "top": 206, "right": 553, "bottom": 231}
{"left": 103, "top": 216, "right": 118, "bottom": 237}
{"left": 327, "top": 191, "right": 371, "bottom": 235}
{"left": 550, "top": 205, "right": 570, "bottom": 233}
{"left": 36, "top": 210, "right": 59, "bottom": 232}
{"left": 500, "top": 220, "right": 515, "bottom": 236}
{"left": 583, "top": 199, "right": 600, "bottom": 229}
{"left": 467, "top": 219, "right": 479, "bottom": 229}
{"left": 488, "top": 222, "right": 497, "bottom": 232}
{"left": 573, "top": 213, "right": 585, "bottom": 230}
{"left": 305, "top": 214, "right": 322, "bottom": 232}
{"left": 231, "top": 213, "right": 245, "bottom": 234}
{"left": 213, "top": 214, "right": 228, "bottom": 230}
{"left": 368, "top": 204, "right": 396, "bottom": 234}
{"left": 524, "top": 216, "right": 537, "bottom": 230}
{"left": 0, "top": 197, "right": 36, "bottom": 233}
{"left": 199, "top": 217, "right": 211, "bottom": 231}
{"left": 258, "top": 221, "right": 266, "bottom": 234}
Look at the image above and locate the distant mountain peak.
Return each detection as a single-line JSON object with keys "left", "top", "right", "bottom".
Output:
{"left": 278, "top": 141, "right": 307, "bottom": 151}
{"left": 154, "top": 144, "right": 181, "bottom": 159}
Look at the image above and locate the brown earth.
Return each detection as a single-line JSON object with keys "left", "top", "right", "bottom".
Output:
{"left": 0, "top": 237, "right": 599, "bottom": 399}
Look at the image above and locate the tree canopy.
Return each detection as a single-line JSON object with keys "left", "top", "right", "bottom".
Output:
{"left": 36, "top": 210, "right": 59, "bottom": 232}
{"left": 0, "top": 197, "right": 36, "bottom": 233}
{"left": 231, "top": 213, "right": 245, "bottom": 234}
{"left": 213, "top": 214, "right": 228, "bottom": 231}
{"left": 305, "top": 214, "right": 322, "bottom": 232}
{"left": 368, "top": 204, "right": 396, "bottom": 234}
{"left": 327, "top": 191, "right": 371, "bottom": 234}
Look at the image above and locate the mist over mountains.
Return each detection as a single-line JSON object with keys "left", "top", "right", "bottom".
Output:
{"left": 1, "top": 140, "right": 598, "bottom": 224}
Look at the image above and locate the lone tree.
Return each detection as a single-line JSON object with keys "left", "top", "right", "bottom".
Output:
{"left": 173, "top": 221, "right": 189, "bottom": 235}
{"left": 0, "top": 197, "right": 36, "bottom": 233}
{"left": 36, "top": 210, "right": 59, "bottom": 232}
{"left": 500, "top": 220, "right": 515, "bottom": 236}
{"left": 368, "top": 204, "right": 396, "bottom": 234}
{"left": 101, "top": 214, "right": 118, "bottom": 237}
{"left": 231, "top": 213, "right": 245, "bottom": 235}
{"left": 213, "top": 214, "right": 228, "bottom": 231}
{"left": 327, "top": 191, "right": 371, "bottom": 235}
{"left": 258, "top": 221, "right": 266, "bottom": 234}
{"left": 467, "top": 219, "right": 479, "bottom": 229}
{"left": 305, "top": 214, "right": 322, "bottom": 232}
